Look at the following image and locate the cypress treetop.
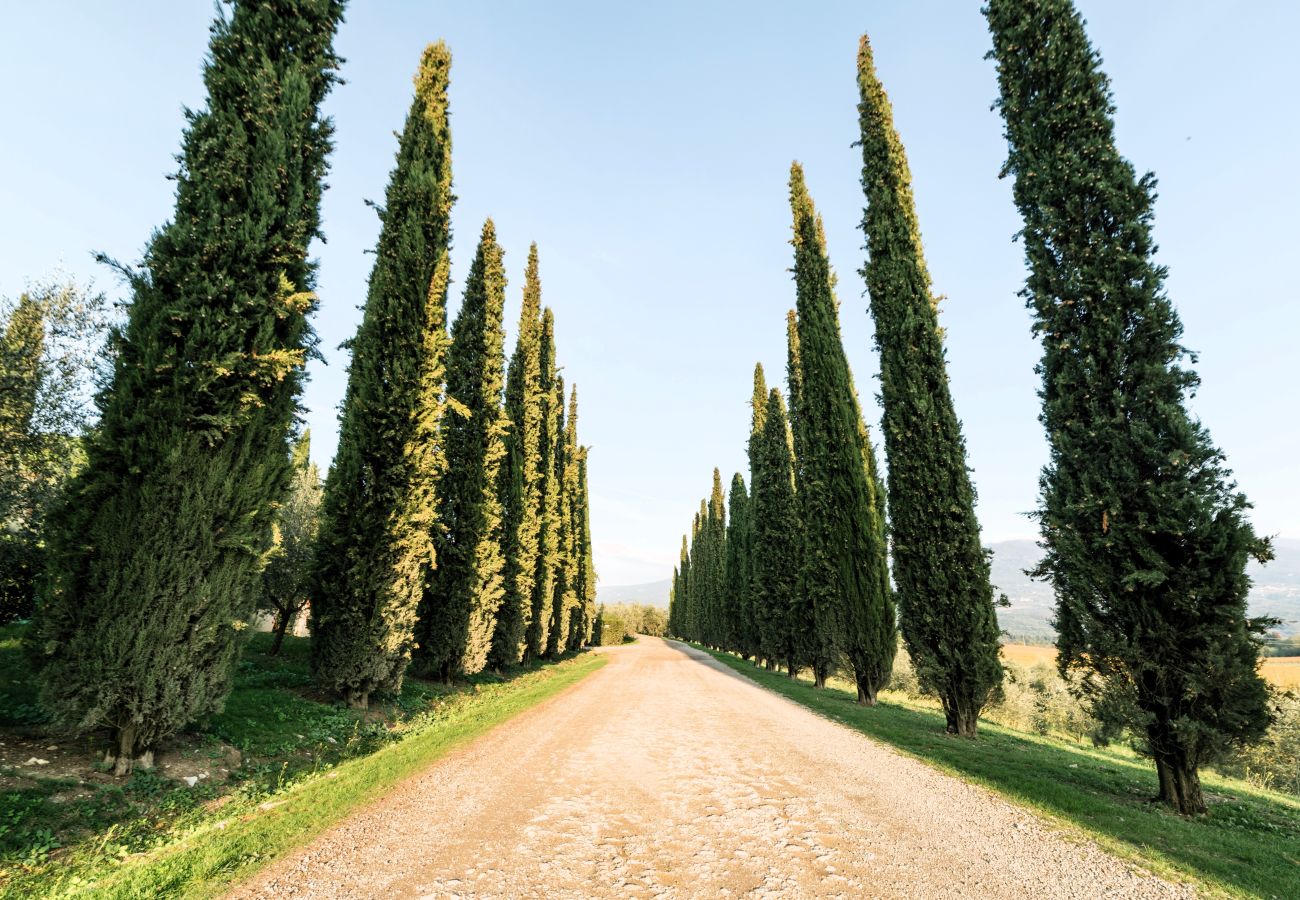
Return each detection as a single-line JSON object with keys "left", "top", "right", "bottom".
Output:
{"left": 986, "top": 0, "right": 1273, "bottom": 813}
{"left": 35, "top": 0, "right": 344, "bottom": 771}
{"left": 857, "top": 33, "right": 1002, "bottom": 734}
{"left": 311, "top": 40, "right": 453, "bottom": 708}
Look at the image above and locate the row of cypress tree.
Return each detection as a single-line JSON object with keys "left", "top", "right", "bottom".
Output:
{"left": 28, "top": 3, "right": 596, "bottom": 774}
{"left": 675, "top": 3, "right": 1275, "bottom": 814}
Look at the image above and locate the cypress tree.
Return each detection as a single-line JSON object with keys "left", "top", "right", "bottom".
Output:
{"left": 857, "top": 35, "right": 1003, "bottom": 733}
{"left": 524, "top": 309, "right": 559, "bottom": 659}
{"left": 311, "top": 42, "right": 452, "bottom": 708}
{"left": 723, "top": 472, "right": 753, "bottom": 658}
{"left": 573, "top": 446, "right": 597, "bottom": 647}
{"left": 986, "top": 0, "right": 1273, "bottom": 813}
{"left": 34, "top": 0, "right": 344, "bottom": 771}
{"left": 671, "top": 534, "right": 690, "bottom": 639}
{"left": 745, "top": 364, "right": 769, "bottom": 664}
{"left": 784, "top": 309, "right": 817, "bottom": 678}
{"left": 788, "top": 163, "right": 895, "bottom": 702}
{"left": 489, "top": 245, "right": 544, "bottom": 668}
{"left": 687, "top": 501, "right": 707, "bottom": 642}
{"left": 558, "top": 386, "right": 584, "bottom": 652}
{"left": 751, "top": 389, "right": 801, "bottom": 674}
{"left": 703, "top": 468, "right": 727, "bottom": 648}
{"left": 418, "top": 220, "right": 509, "bottom": 679}
{"left": 545, "top": 379, "right": 579, "bottom": 657}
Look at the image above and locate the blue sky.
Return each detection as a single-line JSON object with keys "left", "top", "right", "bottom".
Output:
{"left": 2, "top": 2, "right": 1297, "bottom": 586}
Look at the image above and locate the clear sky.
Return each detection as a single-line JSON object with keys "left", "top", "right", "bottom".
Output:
{"left": 2, "top": 2, "right": 1297, "bottom": 586}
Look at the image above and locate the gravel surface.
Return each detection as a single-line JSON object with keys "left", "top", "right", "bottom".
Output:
{"left": 229, "top": 637, "right": 1194, "bottom": 899}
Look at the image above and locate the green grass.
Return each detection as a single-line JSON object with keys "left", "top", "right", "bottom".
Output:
{"left": 693, "top": 643, "right": 1300, "bottom": 899}
{"left": 0, "top": 626, "right": 604, "bottom": 899}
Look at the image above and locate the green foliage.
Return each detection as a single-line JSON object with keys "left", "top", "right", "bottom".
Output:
{"left": 786, "top": 163, "right": 895, "bottom": 701}
{"left": 986, "top": 0, "right": 1273, "bottom": 813}
{"left": 750, "top": 389, "right": 801, "bottom": 672}
{"left": 1, "top": 280, "right": 110, "bottom": 623}
{"left": 33, "top": 0, "right": 344, "bottom": 769}
{"left": 312, "top": 42, "right": 451, "bottom": 708}
{"left": 593, "top": 603, "right": 666, "bottom": 646}
{"left": 419, "top": 220, "right": 509, "bottom": 679}
{"left": 260, "top": 431, "right": 322, "bottom": 654}
{"left": 489, "top": 246, "right": 545, "bottom": 668}
{"left": 856, "top": 35, "right": 1003, "bottom": 734}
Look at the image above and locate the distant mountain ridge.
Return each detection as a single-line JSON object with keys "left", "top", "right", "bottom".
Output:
{"left": 990, "top": 538, "right": 1300, "bottom": 640}
{"left": 596, "top": 579, "right": 671, "bottom": 609}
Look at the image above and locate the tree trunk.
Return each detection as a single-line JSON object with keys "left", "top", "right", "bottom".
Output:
{"left": 269, "top": 608, "right": 291, "bottom": 656}
{"left": 813, "top": 666, "right": 827, "bottom": 689}
{"left": 855, "top": 675, "right": 877, "bottom": 706}
{"left": 1153, "top": 745, "right": 1206, "bottom": 814}
{"left": 345, "top": 688, "right": 369, "bottom": 711}
{"left": 108, "top": 724, "right": 156, "bottom": 777}
{"left": 941, "top": 692, "right": 979, "bottom": 736}
{"left": 786, "top": 658, "right": 797, "bottom": 679}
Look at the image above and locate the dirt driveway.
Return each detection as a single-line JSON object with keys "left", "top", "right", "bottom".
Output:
{"left": 229, "top": 637, "right": 1191, "bottom": 899}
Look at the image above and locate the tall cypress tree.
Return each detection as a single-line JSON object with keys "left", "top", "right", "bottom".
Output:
{"left": 573, "top": 445, "right": 597, "bottom": 647}
{"left": 688, "top": 500, "right": 707, "bottom": 642}
{"left": 857, "top": 34, "right": 1003, "bottom": 733}
{"left": 723, "top": 472, "right": 752, "bottom": 657}
{"left": 557, "top": 386, "right": 583, "bottom": 652}
{"left": 788, "top": 163, "right": 895, "bottom": 702}
{"left": 751, "top": 388, "right": 801, "bottom": 674}
{"left": 986, "top": 0, "right": 1272, "bottom": 813}
{"left": 524, "top": 309, "right": 559, "bottom": 659}
{"left": 35, "top": 0, "right": 344, "bottom": 770}
{"left": 311, "top": 42, "right": 451, "bottom": 709}
{"left": 671, "top": 534, "right": 690, "bottom": 639}
{"left": 489, "top": 245, "right": 544, "bottom": 668}
{"left": 784, "top": 309, "right": 817, "bottom": 678}
{"left": 419, "top": 220, "right": 509, "bottom": 679}
{"left": 544, "top": 379, "right": 577, "bottom": 657}
{"left": 746, "top": 364, "right": 769, "bottom": 664}
{"left": 703, "top": 468, "right": 727, "bottom": 649}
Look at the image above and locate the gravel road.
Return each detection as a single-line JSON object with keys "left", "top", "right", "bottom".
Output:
{"left": 229, "top": 637, "right": 1193, "bottom": 899}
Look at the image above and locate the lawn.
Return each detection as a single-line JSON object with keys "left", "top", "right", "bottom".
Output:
{"left": 694, "top": 643, "right": 1300, "bottom": 900}
{"left": 0, "top": 624, "right": 604, "bottom": 899}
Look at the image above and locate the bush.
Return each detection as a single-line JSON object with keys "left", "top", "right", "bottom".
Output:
{"left": 592, "top": 603, "right": 666, "bottom": 646}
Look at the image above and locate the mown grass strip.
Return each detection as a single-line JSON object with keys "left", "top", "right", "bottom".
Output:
{"left": 39, "top": 652, "right": 605, "bottom": 900}
{"left": 690, "top": 642, "right": 1299, "bottom": 900}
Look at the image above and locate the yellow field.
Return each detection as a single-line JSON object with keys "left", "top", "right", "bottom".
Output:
{"left": 1001, "top": 645, "right": 1300, "bottom": 689}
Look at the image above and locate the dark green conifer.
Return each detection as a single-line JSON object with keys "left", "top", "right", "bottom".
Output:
{"left": 787, "top": 163, "right": 895, "bottom": 702}
{"left": 548, "top": 384, "right": 580, "bottom": 655}
{"left": 311, "top": 42, "right": 451, "bottom": 708}
{"left": 35, "top": 0, "right": 344, "bottom": 769}
{"left": 857, "top": 34, "right": 1003, "bottom": 733}
{"left": 784, "top": 309, "right": 817, "bottom": 678}
{"left": 419, "top": 220, "right": 509, "bottom": 679}
{"left": 751, "top": 389, "right": 801, "bottom": 674}
{"left": 723, "top": 472, "right": 753, "bottom": 658}
{"left": 489, "top": 245, "right": 545, "bottom": 668}
{"left": 703, "top": 469, "right": 727, "bottom": 648}
{"left": 573, "top": 446, "right": 597, "bottom": 647}
{"left": 524, "top": 309, "right": 560, "bottom": 659}
{"left": 986, "top": 0, "right": 1273, "bottom": 813}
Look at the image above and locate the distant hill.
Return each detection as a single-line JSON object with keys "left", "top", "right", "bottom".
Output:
{"left": 597, "top": 579, "right": 671, "bottom": 609}
{"left": 989, "top": 538, "right": 1300, "bottom": 641}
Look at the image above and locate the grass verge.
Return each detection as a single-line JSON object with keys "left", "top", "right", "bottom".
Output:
{"left": 690, "top": 643, "right": 1299, "bottom": 899}
{"left": 1, "top": 627, "right": 604, "bottom": 899}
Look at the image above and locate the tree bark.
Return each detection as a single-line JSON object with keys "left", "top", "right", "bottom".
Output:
{"left": 941, "top": 692, "right": 979, "bottom": 736}
{"left": 345, "top": 688, "right": 369, "bottom": 711}
{"left": 1152, "top": 743, "right": 1206, "bottom": 814}
{"left": 813, "top": 666, "right": 827, "bottom": 690}
{"left": 855, "top": 672, "right": 877, "bottom": 706}
{"left": 269, "top": 608, "right": 292, "bottom": 655}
